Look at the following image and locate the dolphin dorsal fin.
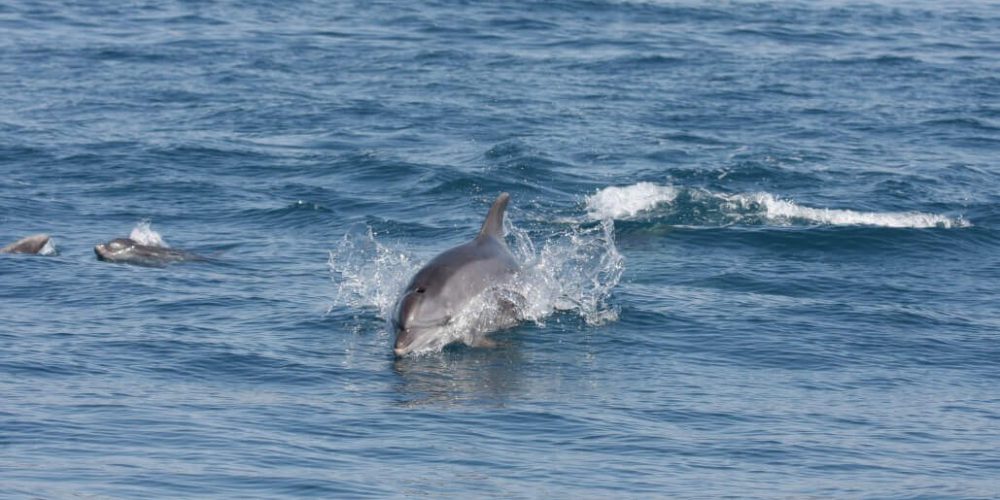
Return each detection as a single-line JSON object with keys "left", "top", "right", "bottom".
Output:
{"left": 478, "top": 192, "right": 510, "bottom": 240}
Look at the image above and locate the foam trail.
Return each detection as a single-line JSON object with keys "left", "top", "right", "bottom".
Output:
{"left": 586, "top": 183, "right": 970, "bottom": 228}
{"left": 585, "top": 182, "right": 678, "bottom": 220}
{"left": 129, "top": 220, "right": 169, "bottom": 247}
{"left": 725, "top": 192, "right": 969, "bottom": 229}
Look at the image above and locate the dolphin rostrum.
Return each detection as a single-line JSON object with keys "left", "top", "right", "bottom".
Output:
{"left": 392, "top": 192, "right": 521, "bottom": 356}
{"left": 1, "top": 234, "right": 53, "bottom": 255}
{"left": 94, "top": 238, "right": 203, "bottom": 267}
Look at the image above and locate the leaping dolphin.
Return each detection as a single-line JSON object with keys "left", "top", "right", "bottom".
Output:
{"left": 1, "top": 234, "right": 53, "bottom": 255}
{"left": 393, "top": 192, "right": 521, "bottom": 356}
{"left": 94, "top": 238, "right": 203, "bottom": 267}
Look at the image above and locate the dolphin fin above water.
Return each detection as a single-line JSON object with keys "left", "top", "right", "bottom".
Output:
{"left": 478, "top": 192, "right": 510, "bottom": 240}
{"left": 1, "top": 234, "right": 53, "bottom": 255}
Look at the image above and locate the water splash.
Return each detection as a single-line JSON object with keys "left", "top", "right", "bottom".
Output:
{"left": 328, "top": 218, "right": 624, "bottom": 352}
{"left": 508, "top": 218, "right": 624, "bottom": 326}
{"left": 129, "top": 220, "right": 169, "bottom": 247}
{"left": 38, "top": 238, "right": 57, "bottom": 256}
{"left": 328, "top": 224, "right": 417, "bottom": 320}
{"left": 586, "top": 183, "right": 970, "bottom": 228}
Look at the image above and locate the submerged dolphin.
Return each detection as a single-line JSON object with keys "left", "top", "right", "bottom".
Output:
{"left": 1, "top": 234, "right": 53, "bottom": 255}
{"left": 393, "top": 192, "right": 521, "bottom": 356}
{"left": 94, "top": 238, "right": 202, "bottom": 267}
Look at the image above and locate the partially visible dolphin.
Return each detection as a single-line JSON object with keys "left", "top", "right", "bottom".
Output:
{"left": 393, "top": 192, "right": 521, "bottom": 357}
{"left": 1, "top": 234, "right": 53, "bottom": 255}
{"left": 94, "top": 238, "right": 203, "bottom": 267}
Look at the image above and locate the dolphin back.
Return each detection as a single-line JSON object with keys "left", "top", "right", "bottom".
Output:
{"left": 478, "top": 192, "right": 510, "bottom": 240}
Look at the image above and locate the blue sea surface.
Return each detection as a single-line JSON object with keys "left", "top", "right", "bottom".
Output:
{"left": 2, "top": 0, "right": 1000, "bottom": 497}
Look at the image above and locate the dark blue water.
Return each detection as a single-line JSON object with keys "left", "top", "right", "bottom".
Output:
{"left": 3, "top": 0, "right": 1000, "bottom": 497}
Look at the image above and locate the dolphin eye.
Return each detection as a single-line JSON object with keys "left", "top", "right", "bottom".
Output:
{"left": 416, "top": 287, "right": 426, "bottom": 294}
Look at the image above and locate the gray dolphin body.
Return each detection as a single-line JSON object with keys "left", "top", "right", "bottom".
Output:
{"left": 1, "top": 234, "right": 52, "bottom": 254}
{"left": 393, "top": 193, "right": 521, "bottom": 356}
{"left": 94, "top": 238, "right": 202, "bottom": 267}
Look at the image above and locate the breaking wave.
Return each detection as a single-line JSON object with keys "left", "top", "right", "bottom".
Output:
{"left": 585, "top": 182, "right": 679, "bottom": 220}
{"left": 586, "top": 183, "right": 970, "bottom": 229}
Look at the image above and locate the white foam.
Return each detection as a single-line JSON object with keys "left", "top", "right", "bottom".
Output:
{"left": 585, "top": 182, "right": 678, "bottom": 220}
{"left": 129, "top": 220, "right": 169, "bottom": 247}
{"left": 726, "top": 192, "right": 970, "bottom": 229}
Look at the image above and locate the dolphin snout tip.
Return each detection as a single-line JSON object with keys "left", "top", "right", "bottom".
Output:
{"left": 393, "top": 334, "right": 410, "bottom": 357}
{"left": 393, "top": 325, "right": 412, "bottom": 357}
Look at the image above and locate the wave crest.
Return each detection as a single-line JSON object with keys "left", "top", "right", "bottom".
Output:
{"left": 585, "top": 182, "right": 679, "bottom": 220}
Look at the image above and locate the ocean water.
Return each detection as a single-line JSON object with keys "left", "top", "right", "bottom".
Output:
{"left": 2, "top": 0, "right": 999, "bottom": 497}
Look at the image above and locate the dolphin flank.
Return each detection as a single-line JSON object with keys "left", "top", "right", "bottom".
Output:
{"left": 392, "top": 192, "right": 521, "bottom": 356}
{"left": 94, "top": 238, "right": 202, "bottom": 267}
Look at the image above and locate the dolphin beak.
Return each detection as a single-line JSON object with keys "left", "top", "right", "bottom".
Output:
{"left": 393, "top": 328, "right": 411, "bottom": 357}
